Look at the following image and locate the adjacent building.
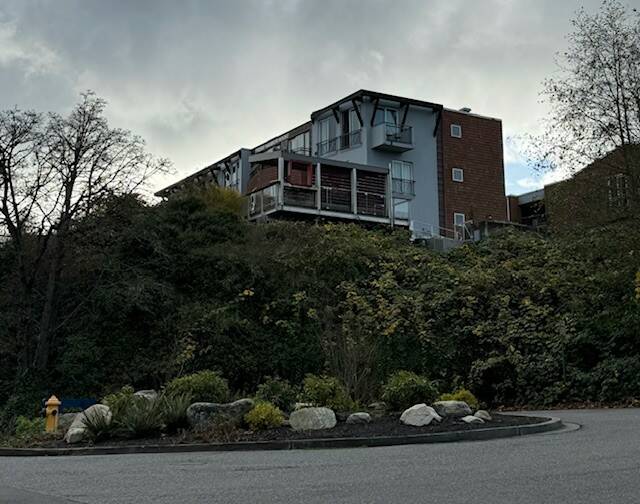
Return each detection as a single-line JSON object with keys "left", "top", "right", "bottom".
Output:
{"left": 508, "top": 145, "right": 639, "bottom": 231}
{"left": 157, "top": 90, "right": 507, "bottom": 240}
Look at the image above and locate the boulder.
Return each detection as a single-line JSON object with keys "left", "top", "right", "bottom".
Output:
{"left": 133, "top": 390, "right": 158, "bottom": 401}
{"left": 474, "top": 410, "right": 492, "bottom": 421}
{"left": 346, "top": 412, "right": 372, "bottom": 425}
{"left": 64, "top": 404, "right": 112, "bottom": 444}
{"left": 400, "top": 404, "right": 442, "bottom": 427}
{"left": 433, "top": 400, "right": 473, "bottom": 418}
{"left": 187, "top": 399, "right": 254, "bottom": 430}
{"left": 57, "top": 412, "right": 77, "bottom": 433}
{"left": 461, "top": 415, "right": 484, "bottom": 424}
{"left": 289, "top": 407, "right": 337, "bottom": 431}
{"left": 367, "top": 401, "right": 388, "bottom": 417}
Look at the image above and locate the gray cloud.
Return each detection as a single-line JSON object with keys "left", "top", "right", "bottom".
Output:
{"left": 0, "top": 0, "right": 606, "bottom": 191}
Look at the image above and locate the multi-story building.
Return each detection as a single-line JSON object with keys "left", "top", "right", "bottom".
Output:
{"left": 156, "top": 90, "right": 507, "bottom": 240}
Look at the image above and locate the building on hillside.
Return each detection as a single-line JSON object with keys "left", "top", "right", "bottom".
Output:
{"left": 156, "top": 90, "right": 507, "bottom": 241}
{"left": 508, "top": 145, "right": 639, "bottom": 230}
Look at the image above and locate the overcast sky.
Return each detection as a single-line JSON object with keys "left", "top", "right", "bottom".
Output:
{"left": 0, "top": 0, "right": 606, "bottom": 195}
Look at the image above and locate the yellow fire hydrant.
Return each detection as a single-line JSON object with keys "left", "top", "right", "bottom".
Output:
{"left": 45, "top": 395, "right": 61, "bottom": 433}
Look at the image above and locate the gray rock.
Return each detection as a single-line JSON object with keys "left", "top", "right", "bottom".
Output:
{"left": 57, "top": 412, "right": 77, "bottom": 433}
{"left": 474, "top": 410, "right": 492, "bottom": 421}
{"left": 133, "top": 390, "right": 158, "bottom": 401}
{"left": 65, "top": 404, "right": 112, "bottom": 444}
{"left": 289, "top": 407, "right": 337, "bottom": 431}
{"left": 461, "top": 415, "right": 484, "bottom": 424}
{"left": 186, "top": 399, "right": 254, "bottom": 430}
{"left": 367, "top": 401, "right": 388, "bottom": 417}
{"left": 400, "top": 404, "right": 442, "bottom": 427}
{"left": 346, "top": 412, "right": 372, "bottom": 425}
{"left": 433, "top": 400, "right": 473, "bottom": 418}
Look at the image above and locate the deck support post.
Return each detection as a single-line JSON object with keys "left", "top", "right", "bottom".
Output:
{"left": 387, "top": 168, "right": 394, "bottom": 226}
{"left": 316, "top": 162, "right": 322, "bottom": 211}
{"left": 351, "top": 168, "right": 358, "bottom": 216}
{"left": 277, "top": 157, "right": 285, "bottom": 207}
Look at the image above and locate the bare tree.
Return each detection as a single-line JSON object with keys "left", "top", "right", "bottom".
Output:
{"left": 0, "top": 92, "right": 171, "bottom": 370}
{"left": 530, "top": 0, "right": 640, "bottom": 201}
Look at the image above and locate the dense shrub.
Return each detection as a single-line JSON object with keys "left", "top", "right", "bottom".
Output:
{"left": 300, "top": 374, "right": 354, "bottom": 411}
{"left": 118, "top": 397, "right": 164, "bottom": 438}
{"left": 439, "top": 388, "right": 479, "bottom": 410}
{"left": 159, "top": 393, "right": 191, "bottom": 432}
{"left": 82, "top": 408, "right": 113, "bottom": 441}
{"left": 165, "top": 371, "right": 229, "bottom": 403}
{"left": 381, "top": 371, "right": 439, "bottom": 410}
{"left": 102, "top": 385, "right": 135, "bottom": 419}
{"left": 255, "top": 377, "right": 298, "bottom": 412}
{"left": 14, "top": 416, "right": 44, "bottom": 440}
{"left": 244, "top": 402, "right": 284, "bottom": 430}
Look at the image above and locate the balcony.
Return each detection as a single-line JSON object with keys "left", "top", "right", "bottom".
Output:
{"left": 244, "top": 152, "right": 397, "bottom": 225}
{"left": 316, "top": 130, "right": 362, "bottom": 156}
{"left": 371, "top": 123, "right": 413, "bottom": 152}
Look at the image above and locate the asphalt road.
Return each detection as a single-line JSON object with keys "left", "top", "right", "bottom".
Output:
{"left": 0, "top": 409, "right": 638, "bottom": 504}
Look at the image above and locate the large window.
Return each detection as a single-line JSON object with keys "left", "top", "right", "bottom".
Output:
{"left": 374, "top": 107, "right": 398, "bottom": 126}
{"left": 391, "top": 160, "right": 414, "bottom": 194}
{"left": 289, "top": 131, "right": 310, "bottom": 155}
{"left": 394, "top": 199, "right": 409, "bottom": 220}
{"left": 607, "top": 173, "right": 630, "bottom": 208}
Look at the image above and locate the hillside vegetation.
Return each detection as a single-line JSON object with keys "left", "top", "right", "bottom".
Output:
{"left": 1, "top": 188, "right": 639, "bottom": 427}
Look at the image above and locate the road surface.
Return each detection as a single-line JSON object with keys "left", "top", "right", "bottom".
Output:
{"left": 1, "top": 409, "right": 638, "bottom": 503}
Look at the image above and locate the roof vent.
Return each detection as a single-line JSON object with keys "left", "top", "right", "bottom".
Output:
{"left": 459, "top": 107, "right": 472, "bottom": 113}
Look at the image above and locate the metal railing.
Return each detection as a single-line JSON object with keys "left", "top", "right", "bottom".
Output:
{"left": 317, "top": 129, "right": 362, "bottom": 155}
{"left": 392, "top": 178, "right": 415, "bottom": 195}
{"left": 321, "top": 186, "right": 351, "bottom": 213}
{"left": 357, "top": 191, "right": 387, "bottom": 217}
{"left": 383, "top": 123, "right": 413, "bottom": 144}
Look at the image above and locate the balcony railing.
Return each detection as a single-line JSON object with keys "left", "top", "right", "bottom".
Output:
{"left": 372, "top": 123, "right": 414, "bottom": 152}
{"left": 321, "top": 186, "right": 351, "bottom": 213}
{"left": 317, "top": 129, "right": 362, "bottom": 156}
{"left": 392, "top": 178, "right": 415, "bottom": 195}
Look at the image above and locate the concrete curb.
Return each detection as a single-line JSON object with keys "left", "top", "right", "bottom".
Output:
{"left": 0, "top": 416, "right": 563, "bottom": 457}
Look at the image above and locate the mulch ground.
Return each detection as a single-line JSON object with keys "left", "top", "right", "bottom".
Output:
{"left": 29, "top": 412, "right": 547, "bottom": 449}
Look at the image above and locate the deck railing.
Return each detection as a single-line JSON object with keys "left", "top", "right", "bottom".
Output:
{"left": 316, "top": 129, "right": 362, "bottom": 156}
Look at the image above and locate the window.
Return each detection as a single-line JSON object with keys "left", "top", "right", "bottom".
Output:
{"left": 319, "top": 118, "right": 330, "bottom": 143}
{"left": 453, "top": 212, "right": 466, "bottom": 239}
{"left": 391, "top": 160, "right": 414, "bottom": 194}
{"left": 394, "top": 199, "right": 409, "bottom": 220}
{"left": 454, "top": 212, "right": 465, "bottom": 226}
{"left": 452, "top": 167, "right": 464, "bottom": 182}
{"left": 289, "top": 131, "right": 310, "bottom": 155}
{"left": 318, "top": 118, "right": 333, "bottom": 155}
{"left": 607, "top": 173, "right": 630, "bottom": 208}
{"left": 374, "top": 107, "right": 398, "bottom": 126}
{"left": 450, "top": 124, "right": 462, "bottom": 138}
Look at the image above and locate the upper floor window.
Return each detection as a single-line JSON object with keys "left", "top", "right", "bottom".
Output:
{"left": 374, "top": 107, "right": 398, "bottom": 126}
{"left": 391, "top": 160, "right": 414, "bottom": 195}
{"left": 289, "top": 131, "right": 310, "bottom": 155}
{"left": 451, "top": 124, "right": 462, "bottom": 138}
{"left": 452, "top": 167, "right": 464, "bottom": 182}
{"left": 607, "top": 173, "right": 630, "bottom": 208}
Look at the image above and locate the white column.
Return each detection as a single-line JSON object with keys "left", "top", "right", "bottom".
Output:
{"left": 316, "top": 162, "right": 322, "bottom": 211}
{"left": 351, "top": 168, "right": 358, "bottom": 215}
{"left": 277, "top": 157, "right": 285, "bottom": 207}
{"left": 387, "top": 168, "right": 394, "bottom": 226}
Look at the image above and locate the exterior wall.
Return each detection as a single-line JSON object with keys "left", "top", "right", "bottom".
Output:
{"left": 545, "top": 147, "right": 638, "bottom": 230}
{"left": 439, "top": 110, "right": 506, "bottom": 230}
{"left": 310, "top": 98, "right": 440, "bottom": 231}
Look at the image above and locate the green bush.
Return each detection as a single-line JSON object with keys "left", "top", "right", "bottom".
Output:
{"left": 165, "top": 371, "right": 229, "bottom": 403}
{"left": 244, "top": 402, "right": 284, "bottom": 430}
{"left": 82, "top": 408, "right": 114, "bottom": 441}
{"left": 14, "top": 416, "right": 44, "bottom": 440}
{"left": 439, "top": 388, "right": 479, "bottom": 410}
{"left": 118, "top": 397, "right": 164, "bottom": 438}
{"left": 255, "top": 377, "right": 298, "bottom": 412}
{"left": 102, "top": 385, "right": 135, "bottom": 419}
{"left": 159, "top": 392, "right": 191, "bottom": 432}
{"left": 381, "top": 371, "right": 439, "bottom": 410}
{"left": 300, "top": 374, "right": 354, "bottom": 411}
